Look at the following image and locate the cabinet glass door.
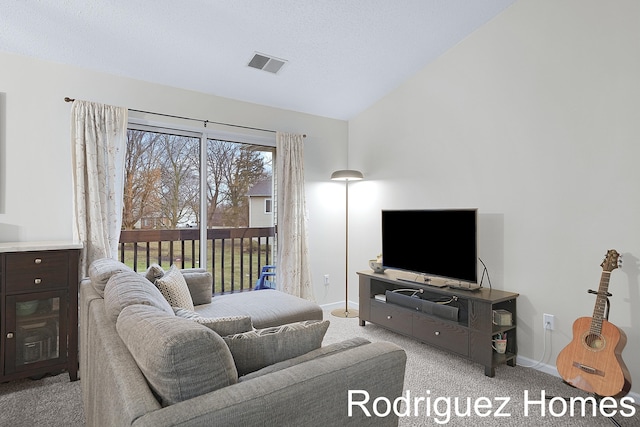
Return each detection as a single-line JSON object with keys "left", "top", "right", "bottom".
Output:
{"left": 5, "top": 291, "right": 68, "bottom": 374}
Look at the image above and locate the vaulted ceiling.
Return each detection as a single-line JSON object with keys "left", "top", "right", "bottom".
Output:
{"left": 0, "top": 0, "right": 517, "bottom": 120}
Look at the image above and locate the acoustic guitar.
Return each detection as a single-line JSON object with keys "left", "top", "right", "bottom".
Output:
{"left": 556, "top": 249, "right": 631, "bottom": 397}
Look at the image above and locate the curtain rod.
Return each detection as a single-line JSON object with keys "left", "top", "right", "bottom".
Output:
{"left": 63, "top": 97, "right": 305, "bottom": 137}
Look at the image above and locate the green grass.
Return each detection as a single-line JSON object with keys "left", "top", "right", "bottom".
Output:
{"left": 120, "top": 239, "right": 273, "bottom": 293}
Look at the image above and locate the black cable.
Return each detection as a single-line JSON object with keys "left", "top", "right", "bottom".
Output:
{"left": 479, "top": 258, "right": 493, "bottom": 289}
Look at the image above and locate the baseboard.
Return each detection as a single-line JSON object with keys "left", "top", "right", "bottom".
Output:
{"left": 320, "top": 300, "right": 359, "bottom": 312}
{"left": 516, "top": 355, "right": 640, "bottom": 404}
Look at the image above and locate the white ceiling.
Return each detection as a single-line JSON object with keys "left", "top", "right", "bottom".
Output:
{"left": 0, "top": 0, "right": 517, "bottom": 120}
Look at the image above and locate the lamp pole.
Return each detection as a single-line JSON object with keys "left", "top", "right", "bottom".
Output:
{"left": 330, "top": 169, "right": 363, "bottom": 318}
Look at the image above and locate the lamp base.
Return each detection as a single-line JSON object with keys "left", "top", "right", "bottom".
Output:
{"left": 331, "top": 308, "right": 360, "bottom": 318}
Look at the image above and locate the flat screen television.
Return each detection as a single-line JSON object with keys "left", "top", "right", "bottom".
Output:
{"left": 381, "top": 209, "right": 478, "bottom": 284}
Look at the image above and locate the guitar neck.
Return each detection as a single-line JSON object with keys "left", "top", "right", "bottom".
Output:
{"left": 590, "top": 271, "right": 610, "bottom": 334}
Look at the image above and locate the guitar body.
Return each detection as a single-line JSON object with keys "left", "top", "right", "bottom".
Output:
{"left": 556, "top": 316, "right": 631, "bottom": 397}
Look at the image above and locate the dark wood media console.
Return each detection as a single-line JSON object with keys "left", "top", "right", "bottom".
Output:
{"left": 358, "top": 270, "right": 519, "bottom": 377}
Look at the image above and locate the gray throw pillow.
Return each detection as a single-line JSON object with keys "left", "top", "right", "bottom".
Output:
{"left": 116, "top": 304, "right": 238, "bottom": 406}
{"left": 240, "top": 337, "right": 370, "bottom": 382}
{"left": 104, "top": 270, "right": 174, "bottom": 321}
{"left": 173, "top": 307, "right": 253, "bottom": 336}
{"left": 223, "top": 320, "right": 329, "bottom": 376}
{"left": 144, "top": 263, "right": 165, "bottom": 283}
{"left": 88, "top": 258, "right": 134, "bottom": 297}
{"left": 180, "top": 270, "right": 213, "bottom": 305}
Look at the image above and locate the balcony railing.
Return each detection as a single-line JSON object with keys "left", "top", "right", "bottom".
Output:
{"left": 119, "top": 227, "right": 275, "bottom": 293}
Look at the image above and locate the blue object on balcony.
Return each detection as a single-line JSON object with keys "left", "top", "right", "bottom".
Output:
{"left": 255, "top": 265, "right": 276, "bottom": 290}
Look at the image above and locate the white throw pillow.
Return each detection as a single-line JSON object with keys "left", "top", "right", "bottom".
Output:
{"left": 155, "top": 265, "right": 195, "bottom": 311}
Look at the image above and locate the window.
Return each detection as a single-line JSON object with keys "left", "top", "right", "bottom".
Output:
{"left": 205, "top": 138, "right": 273, "bottom": 228}
{"left": 120, "top": 123, "right": 276, "bottom": 292}
{"left": 123, "top": 128, "right": 200, "bottom": 231}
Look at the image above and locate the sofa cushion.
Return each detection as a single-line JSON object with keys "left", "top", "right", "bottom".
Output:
{"left": 116, "top": 304, "right": 238, "bottom": 406}
{"left": 196, "top": 289, "right": 323, "bottom": 329}
{"left": 104, "top": 270, "right": 174, "bottom": 321}
{"left": 223, "top": 320, "right": 329, "bottom": 376}
{"left": 155, "top": 265, "right": 195, "bottom": 311}
{"left": 173, "top": 307, "right": 253, "bottom": 336}
{"left": 88, "top": 258, "right": 134, "bottom": 297}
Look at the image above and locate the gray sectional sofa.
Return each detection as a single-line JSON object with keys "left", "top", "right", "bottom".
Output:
{"left": 79, "top": 259, "right": 407, "bottom": 426}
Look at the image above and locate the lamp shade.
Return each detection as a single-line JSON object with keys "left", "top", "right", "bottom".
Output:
{"left": 330, "top": 169, "right": 363, "bottom": 181}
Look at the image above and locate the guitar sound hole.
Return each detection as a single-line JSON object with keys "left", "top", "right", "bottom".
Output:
{"left": 584, "top": 333, "right": 604, "bottom": 349}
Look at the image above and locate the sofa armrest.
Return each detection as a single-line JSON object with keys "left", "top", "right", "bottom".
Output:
{"left": 80, "top": 281, "right": 163, "bottom": 426}
{"left": 132, "top": 341, "right": 407, "bottom": 427}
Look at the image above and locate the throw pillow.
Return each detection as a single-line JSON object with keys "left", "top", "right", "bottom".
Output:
{"left": 240, "top": 337, "right": 370, "bottom": 382}
{"left": 116, "top": 304, "right": 237, "bottom": 406}
{"left": 145, "top": 263, "right": 165, "bottom": 283}
{"left": 88, "top": 258, "right": 134, "bottom": 297}
{"left": 173, "top": 307, "right": 253, "bottom": 336}
{"left": 180, "top": 270, "right": 213, "bottom": 305}
{"left": 223, "top": 319, "right": 329, "bottom": 376}
{"left": 155, "top": 265, "right": 195, "bottom": 311}
{"left": 103, "top": 270, "right": 174, "bottom": 321}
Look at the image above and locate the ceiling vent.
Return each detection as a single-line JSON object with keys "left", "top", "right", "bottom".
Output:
{"left": 248, "top": 53, "right": 287, "bottom": 74}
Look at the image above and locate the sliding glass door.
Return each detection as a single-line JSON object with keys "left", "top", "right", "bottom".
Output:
{"left": 120, "top": 124, "right": 275, "bottom": 292}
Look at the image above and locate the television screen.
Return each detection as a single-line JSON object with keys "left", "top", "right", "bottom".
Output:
{"left": 381, "top": 209, "right": 477, "bottom": 284}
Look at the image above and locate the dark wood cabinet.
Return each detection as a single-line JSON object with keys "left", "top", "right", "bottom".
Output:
{"left": 0, "top": 242, "right": 81, "bottom": 382}
{"left": 358, "top": 270, "right": 519, "bottom": 377}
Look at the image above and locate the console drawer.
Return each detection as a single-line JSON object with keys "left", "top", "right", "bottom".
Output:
{"left": 370, "top": 301, "right": 413, "bottom": 336}
{"left": 5, "top": 251, "right": 69, "bottom": 293}
{"left": 413, "top": 314, "right": 469, "bottom": 356}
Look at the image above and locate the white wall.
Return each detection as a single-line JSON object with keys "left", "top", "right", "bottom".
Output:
{"left": 349, "top": 0, "right": 640, "bottom": 395}
{"left": 0, "top": 51, "right": 349, "bottom": 306}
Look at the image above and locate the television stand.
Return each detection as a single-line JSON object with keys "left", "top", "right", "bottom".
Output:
{"left": 397, "top": 277, "right": 448, "bottom": 288}
{"left": 358, "top": 270, "right": 519, "bottom": 377}
{"left": 447, "top": 283, "right": 482, "bottom": 292}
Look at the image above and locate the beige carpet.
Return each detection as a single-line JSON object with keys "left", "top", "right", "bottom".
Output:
{"left": 324, "top": 310, "right": 640, "bottom": 426}
{"left": 0, "top": 372, "right": 84, "bottom": 426}
{"left": 1, "top": 308, "right": 638, "bottom": 426}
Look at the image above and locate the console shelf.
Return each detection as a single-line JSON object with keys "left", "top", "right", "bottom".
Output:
{"left": 358, "top": 270, "right": 519, "bottom": 377}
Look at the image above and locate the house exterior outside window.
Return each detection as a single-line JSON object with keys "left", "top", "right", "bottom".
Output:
{"left": 246, "top": 177, "right": 274, "bottom": 228}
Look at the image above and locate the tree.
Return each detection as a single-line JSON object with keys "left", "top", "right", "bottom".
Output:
{"left": 206, "top": 139, "right": 235, "bottom": 226}
{"left": 122, "top": 130, "right": 163, "bottom": 229}
{"left": 206, "top": 140, "right": 270, "bottom": 227}
{"left": 157, "top": 134, "right": 199, "bottom": 228}
{"left": 124, "top": 131, "right": 271, "bottom": 230}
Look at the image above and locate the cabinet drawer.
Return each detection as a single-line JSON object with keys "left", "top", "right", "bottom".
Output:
{"left": 413, "top": 314, "right": 469, "bottom": 356}
{"left": 5, "top": 252, "right": 69, "bottom": 293}
{"left": 370, "top": 301, "right": 413, "bottom": 335}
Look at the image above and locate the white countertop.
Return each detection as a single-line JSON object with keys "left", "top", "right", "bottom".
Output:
{"left": 0, "top": 240, "right": 83, "bottom": 253}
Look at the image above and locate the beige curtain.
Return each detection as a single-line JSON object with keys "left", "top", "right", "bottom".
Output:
{"left": 275, "top": 132, "right": 314, "bottom": 300}
{"left": 71, "top": 100, "right": 128, "bottom": 276}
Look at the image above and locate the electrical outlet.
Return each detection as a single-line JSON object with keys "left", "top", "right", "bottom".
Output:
{"left": 324, "top": 274, "right": 330, "bottom": 286}
{"left": 543, "top": 313, "right": 555, "bottom": 331}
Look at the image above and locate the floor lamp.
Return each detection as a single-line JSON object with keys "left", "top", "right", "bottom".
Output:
{"left": 330, "top": 169, "right": 363, "bottom": 318}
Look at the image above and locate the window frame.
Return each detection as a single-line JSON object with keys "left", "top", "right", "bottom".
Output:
{"left": 126, "top": 117, "right": 277, "bottom": 268}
